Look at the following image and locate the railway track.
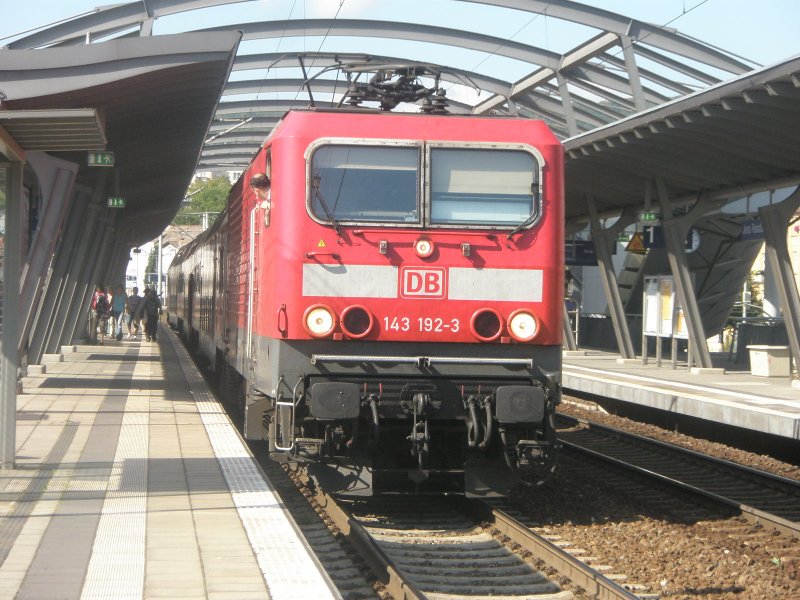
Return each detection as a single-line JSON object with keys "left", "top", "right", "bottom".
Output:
{"left": 303, "top": 483, "right": 643, "bottom": 600}
{"left": 556, "top": 413, "right": 800, "bottom": 538}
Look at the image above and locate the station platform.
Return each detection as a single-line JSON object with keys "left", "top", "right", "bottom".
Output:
{"left": 0, "top": 330, "right": 340, "bottom": 600}
{"left": 562, "top": 350, "right": 800, "bottom": 441}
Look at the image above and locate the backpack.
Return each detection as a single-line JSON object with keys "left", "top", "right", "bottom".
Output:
{"left": 95, "top": 294, "right": 110, "bottom": 317}
{"left": 145, "top": 294, "right": 161, "bottom": 314}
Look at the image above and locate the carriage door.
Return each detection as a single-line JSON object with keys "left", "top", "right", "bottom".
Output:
{"left": 246, "top": 150, "right": 270, "bottom": 364}
{"left": 187, "top": 273, "right": 195, "bottom": 331}
{"left": 246, "top": 205, "right": 256, "bottom": 362}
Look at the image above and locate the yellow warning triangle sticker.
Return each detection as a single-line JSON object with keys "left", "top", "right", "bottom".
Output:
{"left": 626, "top": 232, "right": 646, "bottom": 254}
{"left": 317, "top": 239, "right": 327, "bottom": 248}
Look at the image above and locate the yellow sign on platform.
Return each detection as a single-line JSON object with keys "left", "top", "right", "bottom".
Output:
{"left": 626, "top": 232, "right": 646, "bottom": 253}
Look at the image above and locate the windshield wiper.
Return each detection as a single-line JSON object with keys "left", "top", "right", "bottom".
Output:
{"left": 311, "top": 175, "right": 342, "bottom": 237}
{"left": 507, "top": 181, "right": 539, "bottom": 239}
{"left": 507, "top": 211, "right": 538, "bottom": 239}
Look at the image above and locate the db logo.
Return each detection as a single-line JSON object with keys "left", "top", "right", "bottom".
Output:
{"left": 400, "top": 267, "right": 446, "bottom": 298}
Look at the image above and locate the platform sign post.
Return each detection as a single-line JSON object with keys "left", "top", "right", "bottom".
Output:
{"left": 642, "top": 275, "right": 687, "bottom": 368}
{"left": 642, "top": 277, "right": 659, "bottom": 365}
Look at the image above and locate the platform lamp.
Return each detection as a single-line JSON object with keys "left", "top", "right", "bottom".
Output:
{"left": 132, "top": 247, "right": 141, "bottom": 290}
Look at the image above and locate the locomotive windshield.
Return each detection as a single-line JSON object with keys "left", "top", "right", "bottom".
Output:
{"left": 430, "top": 148, "right": 536, "bottom": 226}
{"left": 308, "top": 143, "right": 540, "bottom": 229}
{"left": 309, "top": 145, "right": 419, "bottom": 223}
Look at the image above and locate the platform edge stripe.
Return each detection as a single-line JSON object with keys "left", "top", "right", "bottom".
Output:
{"left": 165, "top": 330, "right": 341, "bottom": 600}
{"left": 80, "top": 349, "right": 150, "bottom": 600}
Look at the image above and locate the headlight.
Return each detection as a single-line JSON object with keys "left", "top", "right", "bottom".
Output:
{"left": 413, "top": 237, "right": 435, "bottom": 258}
{"left": 508, "top": 309, "right": 539, "bottom": 342}
{"left": 303, "top": 304, "right": 337, "bottom": 338}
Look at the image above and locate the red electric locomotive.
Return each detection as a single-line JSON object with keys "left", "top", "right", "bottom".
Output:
{"left": 168, "top": 96, "right": 564, "bottom": 495}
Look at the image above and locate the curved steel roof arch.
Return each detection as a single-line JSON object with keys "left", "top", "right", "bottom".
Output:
{"left": 7, "top": 0, "right": 753, "bottom": 75}
{"left": 5, "top": 1, "right": 757, "bottom": 142}
{"left": 202, "top": 143, "right": 268, "bottom": 155}
{"left": 7, "top": 1, "right": 745, "bottom": 119}
{"left": 227, "top": 50, "right": 631, "bottom": 126}
{"left": 208, "top": 117, "right": 280, "bottom": 133}
{"left": 230, "top": 52, "right": 506, "bottom": 95}
{"left": 6, "top": 0, "right": 786, "bottom": 214}
{"left": 202, "top": 18, "right": 676, "bottom": 106}
{"left": 459, "top": 0, "right": 753, "bottom": 73}
{"left": 214, "top": 99, "right": 310, "bottom": 116}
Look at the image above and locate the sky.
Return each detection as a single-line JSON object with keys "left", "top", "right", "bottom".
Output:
{"left": 1, "top": 0, "right": 797, "bottom": 69}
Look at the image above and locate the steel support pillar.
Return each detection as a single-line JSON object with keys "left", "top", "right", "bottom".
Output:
{"left": 55, "top": 197, "right": 104, "bottom": 347}
{"left": 655, "top": 180, "right": 727, "bottom": 371}
{"left": 1, "top": 161, "right": 23, "bottom": 469}
{"left": 758, "top": 187, "right": 800, "bottom": 382}
{"left": 588, "top": 199, "right": 637, "bottom": 360}
{"left": 71, "top": 216, "right": 114, "bottom": 344}
{"left": 71, "top": 216, "right": 116, "bottom": 343}
{"left": 556, "top": 73, "right": 579, "bottom": 137}
{"left": 562, "top": 302, "right": 578, "bottom": 351}
{"left": 102, "top": 244, "right": 125, "bottom": 290}
{"left": 619, "top": 34, "right": 646, "bottom": 112}
{"left": 19, "top": 152, "right": 78, "bottom": 357}
{"left": 29, "top": 188, "right": 91, "bottom": 361}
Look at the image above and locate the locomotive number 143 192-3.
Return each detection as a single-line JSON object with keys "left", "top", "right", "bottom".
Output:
{"left": 383, "top": 315, "right": 461, "bottom": 333}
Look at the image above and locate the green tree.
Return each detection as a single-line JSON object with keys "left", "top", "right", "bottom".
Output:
{"left": 174, "top": 176, "right": 231, "bottom": 226}
{"left": 146, "top": 242, "right": 158, "bottom": 277}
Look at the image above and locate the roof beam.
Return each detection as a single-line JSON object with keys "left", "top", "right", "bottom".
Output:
{"left": 474, "top": 31, "right": 619, "bottom": 114}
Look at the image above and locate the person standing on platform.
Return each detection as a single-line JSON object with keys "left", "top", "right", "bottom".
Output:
{"left": 142, "top": 288, "right": 162, "bottom": 342}
{"left": 125, "top": 286, "right": 143, "bottom": 339}
{"left": 93, "top": 286, "right": 111, "bottom": 345}
{"left": 90, "top": 284, "right": 105, "bottom": 343}
{"left": 111, "top": 284, "right": 126, "bottom": 341}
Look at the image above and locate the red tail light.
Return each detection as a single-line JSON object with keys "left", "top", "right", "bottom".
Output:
{"left": 341, "top": 305, "right": 374, "bottom": 339}
{"left": 470, "top": 308, "right": 503, "bottom": 342}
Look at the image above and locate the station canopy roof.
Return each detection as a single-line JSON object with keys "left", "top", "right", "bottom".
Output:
{"left": 2, "top": 0, "right": 798, "bottom": 240}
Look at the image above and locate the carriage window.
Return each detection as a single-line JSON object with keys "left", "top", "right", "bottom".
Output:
{"left": 310, "top": 145, "right": 419, "bottom": 223}
{"left": 430, "top": 149, "right": 537, "bottom": 225}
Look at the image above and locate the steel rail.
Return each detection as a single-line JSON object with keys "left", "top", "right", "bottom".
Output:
{"left": 557, "top": 414, "right": 800, "bottom": 539}
{"left": 307, "top": 484, "right": 426, "bottom": 600}
{"left": 469, "top": 501, "right": 641, "bottom": 600}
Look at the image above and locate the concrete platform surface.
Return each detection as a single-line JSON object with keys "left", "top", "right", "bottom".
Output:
{"left": 563, "top": 351, "right": 800, "bottom": 440}
{"left": 0, "top": 329, "right": 340, "bottom": 600}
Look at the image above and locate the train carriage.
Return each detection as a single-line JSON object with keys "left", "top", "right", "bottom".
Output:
{"left": 169, "top": 106, "right": 564, "bottom": 496}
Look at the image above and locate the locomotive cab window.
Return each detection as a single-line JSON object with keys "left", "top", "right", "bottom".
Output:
{"left": 429, "top": 148, "right": 539, "bottom": 227}
{"left": 309, "top": 145, "right": 419, "bottom": 224}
